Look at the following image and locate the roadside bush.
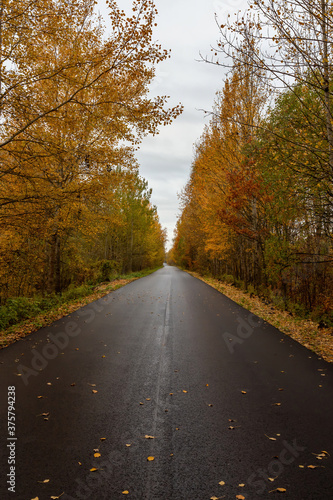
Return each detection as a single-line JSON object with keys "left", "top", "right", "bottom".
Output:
{"left": 0, "top": 297, "right": 42, "bottom": 330}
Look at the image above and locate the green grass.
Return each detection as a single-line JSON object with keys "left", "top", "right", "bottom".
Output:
{"left": 0, "top": 267, "right": 161, "bottom": 335}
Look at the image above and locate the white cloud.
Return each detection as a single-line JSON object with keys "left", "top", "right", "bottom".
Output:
{"left": 97, "top": 0, "right": 249, "bottom": 249}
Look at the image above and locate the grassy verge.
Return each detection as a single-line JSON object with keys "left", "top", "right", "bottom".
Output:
{"left": 185, "top": 270, "right": 333, "bottom": 364}
{"left": 0, "top": 267, "right": 160, "bottom": 349}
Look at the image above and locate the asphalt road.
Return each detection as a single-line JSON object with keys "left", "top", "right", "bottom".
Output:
{"left": 0, "top": 265, "right": 332, "bottom": 500}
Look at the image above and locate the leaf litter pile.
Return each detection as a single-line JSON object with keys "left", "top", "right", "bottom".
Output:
{"left": 187, "top": 271, "right": 333, "bottom": 363}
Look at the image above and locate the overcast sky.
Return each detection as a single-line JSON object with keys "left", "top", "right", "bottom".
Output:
{"left": 98, "top": 0, "right": 249, "bottom": 249}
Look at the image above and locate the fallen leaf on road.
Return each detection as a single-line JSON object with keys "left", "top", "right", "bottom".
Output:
{"left": 37, "top": 396, "right": 44, "bottom": 399}
{"left": 90, "top": 468, "right": 98, "bottom": 472}
{"left": 268, "top": 477, "right": 275, "bottom": 482}
{"left": 50, "top": 494, "right": 64, "bottom": 499}
{"left": 169, "top": 393, "right": 173, "bottom": 395}
{"left": 122, "top": 491, "right": 129, "bottom": 495}
{"left": 278, "top": 388, "right": 284, "bottom": 391}
{"left": 272, "top": 403, "right": 281, "bottom": 406}
{"left": 92, "top": 390, "right": 98, "bottom": 394}
{"left": 299, "top": 465, "right": 304, "bottom": 468}
{"left": 126, "top": 444, "right": 131, "bottom": 447}
{"left": 182, "top": 390, "right": 188, "bottom": 393}
{"left": 236, "top": 495, "right": 245, "bottom": 499}
{"left": 307, "top": 465, "right": 319, "bottom": 469}
{"left": 78, "top": 462, "right": 82, "bottom": 466}
{"left": 241, "top": 391, "right": 247, "bottom": 394}
{"left": 139, "top": 402, "right": 144, "bottom": 405}
{"left": 88, "top": 383, "right": 96, "bottom": 387}
{"left": 145, "top": 435, "right": 155, "bottom": 439}
{"left": 38, "top": 479, "right": 50, "bottom": 483}
{"left": 208, "top": 404, "right": 213, "bottom": 407}
{"left": 146, "top": 398, "right": 151, "bottom": 401}
{"left": 94, "top": 453, "right": 101, "bottom": 457}
{"left": 100, "top": 438, "right": 106, "bottom": 441}
{"left": 37, "top": 412, "right": 50, "bottom": 417}
{"left": 102, "top": 355, "right": 106, "bottom": 358}
{"left": 70, "top": 383, "right": 76, "bottom": 386}
{"left": 239, "top": 483, "right": 245, "bottom": 487}
{"left": 206, "top": 384, "right": 209, "bottom": 387}
{"left": 75, "top": 348, "right": 79, "bottom": 351}
{"left": 218, "top": 481, "right": 225, "bottom": 486}
{"left": 269, "top": 488, "right": 286, "bottom": 493}
{"left": 47, "top": 383, "right": 52, "bottom": 386}
{"left": 147, "top": 456, "right": 155, "bottom": 461}
{"left": 31, "top": 497, "right": 39, "bottom": 500}
{"left": 265, "top": 434, "right": 277, "bottom": 441}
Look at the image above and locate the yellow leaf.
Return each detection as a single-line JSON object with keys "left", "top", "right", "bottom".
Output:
{"left": 239, "top": 483, "right": 245, "bottom": 486}
{"left": 236, "top": 495, "right": 245, "bottom": 499}
{"left": 38, "top": 479, "right": 50, "bottom": 483}
{"left": 307, "top": 465, "right": 318, "bottom": 469}
{"left": 208, "top": 404, "right": 213, "bottom": 407}
{"left": 147, "top": 456, "right": 155, "bottom": 461}
{"left": 100, "top": 438, "right": 106, "bottom": 441}
{"left": 269, "top": 488, "right": 286, "bottom": 493}
{"left": 88, "top": 383, "right": 96, "bottom": 387}
{"left": 299, "top": 465, "right": 304, "bottom": 468}
{"left": 241, "top": 391, "right": 247, "bottom": 394}
{"left": 92, "top": 390, "right": 98, "bottom": 394}
{"left": 144, "top": 435, "right": 155, "bottom": 439}
{"left": 90, "top": 468, "right": 98, "bottom": 472}
{"left": 218, "top": 480, "right": 225, "bottom": 485}
{"left": 102, "top": 355, "right": 106, "bottom": 358}
{"left": 265, "top": 434, "right": 277, "bottom": 441}
{"left": 126, "top": 444, "right": 131, "bottom": 447}
{"left": 50, "top": 494, "right": 64, "bottom": 499}
{"left": 182, "top": 390, "right": 188, "bottom": 393}
{"left": 94, "top": 453, "right": 101, "bottom": 457}
{"left": 273, "top": 403, "right": 281, "bottom": 406}
{"left": 146, "top": 398, "right": 151, "bottom": 401}
{"left": 31, "top": 498, "right": 39, "bottom": 500}
{"left": 122, "top": 491, "right": 129, "bottom": 495}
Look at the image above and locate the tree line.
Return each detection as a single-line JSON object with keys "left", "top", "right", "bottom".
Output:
{"left": 0, "top": 0, "right": 182, "bottom": 302}
{"left": 170, "top": 0, "right": 332, "bottom": 324}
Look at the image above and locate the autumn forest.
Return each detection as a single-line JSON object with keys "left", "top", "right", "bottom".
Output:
{"left": 170, "top": 0, "right": 333, "bottom": 327}
{"left": 0, "top": 0, "right": 183, "bottom": 328}
{"left": 1, "top": 0, "right": 333, "bottom": 334}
